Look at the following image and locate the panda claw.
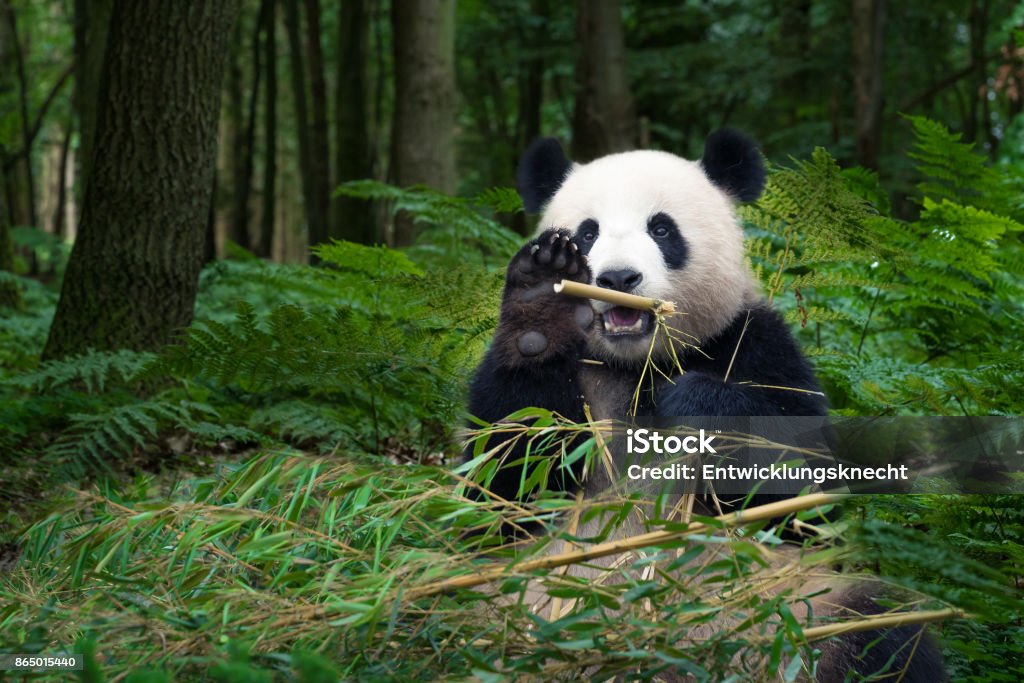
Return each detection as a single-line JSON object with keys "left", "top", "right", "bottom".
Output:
{"left": 530, "top": 244, "right": 540, "bottom": 254}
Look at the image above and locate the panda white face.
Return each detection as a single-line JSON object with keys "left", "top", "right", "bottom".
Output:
{"left": 538, "top": 150, "right": 757, "bottom": 363}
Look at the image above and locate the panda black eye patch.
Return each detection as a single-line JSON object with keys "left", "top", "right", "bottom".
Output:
{"left": 647, "top": 212, "right": 688, "bottom": 269}
{"left": 574, "top": 219, "right": 599, "bottom": 255}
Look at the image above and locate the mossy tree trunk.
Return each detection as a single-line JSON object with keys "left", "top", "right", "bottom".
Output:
{"left": 43, "top": 0, "right": 240, "bottom": 360}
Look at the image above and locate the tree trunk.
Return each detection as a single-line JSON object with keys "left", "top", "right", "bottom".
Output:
{"left": 283, "top": 0, "right": 320, "bottom": 260}
{"left": 231, "top": 1, "right": 268, "bottom": 252}
{"left": 967, "top": 0, "right": 995, "bottom": 151}
{"left": 389, "top": 0, "right": 457, "bottom": 247}
{"left": 572, "top": 0, "right": 637, "bottom": 161}
{"left": 851, "top": 0, "right": 886, "bottom": 169}
{"left": 73, "top": 0, "right": 113, "bottom": 200}
{"left": 225, "top": 22, "right": 247, "bottom": 248}
{"left": 512, "top": 0, "right": 547, "bottom": 235}
{"left": 259, "top": 0, "right": 278, "bottom": 258}
{"left": 44, "top": 0, "right": 240, "bottom": 359}
{"left": 304, "top": 0, "right": 332, "bottom": 253}
{"left": 0, "top": 145, "right": 20, "bottom": 309}
{"left": 776, "top": 0, "right": 811, "bottom": 126}
{"left": 1, "top": 0, "right": 37, "bottom": 230}
{"left": 52, "top": 122, "right": 72, "bottom": 239}
{"left": 333, "top": 0, "right": 376, "bottom": 244}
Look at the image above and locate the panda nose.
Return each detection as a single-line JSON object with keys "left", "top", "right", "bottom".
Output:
{"left": 596, "top": 269, "right": 643, "bottom": 292}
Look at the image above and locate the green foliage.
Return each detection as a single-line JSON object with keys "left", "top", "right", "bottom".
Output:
{"left": 334, "top": 180, "right": 523, "bottom": 267}
{"left": 5, "top": 452, "right": 1014, "bottom": 681}
{"left": 743, "top": 117, "right": 1024, "bottom": 415}
{"left": 2, "top": 122, "right": 1023, "bottom": 680}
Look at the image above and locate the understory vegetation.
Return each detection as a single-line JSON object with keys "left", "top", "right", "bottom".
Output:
{"left": 1, "top": 120, "right": 1022, "bottom": 681}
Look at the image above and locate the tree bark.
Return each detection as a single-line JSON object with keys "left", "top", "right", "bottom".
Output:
{"left": 0, "top": 145, "right": 20, "bottom": 309}
{"left": 230, "top": 1, "right": 268, "bottom": 252}
{"left": 52, "top": 122, "right": 72, "bottom": 239}
{"left": 1, "top": 0, "right": 37, "bottom": 230}
{"left": 333, "top": 0, "right": 376, "bottom": 244}
{"left": 851, "top": 0, "right": 886, "bottom": 169}
{"left": 43, "top": 0, "right": 241, "bottom": 359}
{"left": 389, "top": 0, "right": 457, "bottom": 247}
{"left": 283, "top": 0, "right": 320, "bottom": 259}
{"left": 572, "top": 0, "right": 637, "bottom": 161}
{"left": 304, "top": 0, "right": 332, "bottom": 252}
{"left": 73, "top": 0, "right": 113, "bottom": 200}
{"left": 259, "top": 0, "right": 278, "bottom": 258}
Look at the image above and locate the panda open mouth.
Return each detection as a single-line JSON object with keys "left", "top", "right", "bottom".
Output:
{"left": 602, "top": 307, "right": 651, "bottom": 336}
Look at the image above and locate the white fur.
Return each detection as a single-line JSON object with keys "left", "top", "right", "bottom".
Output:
{"left": 539, "top": 150, "right": 758, "bottom": 362}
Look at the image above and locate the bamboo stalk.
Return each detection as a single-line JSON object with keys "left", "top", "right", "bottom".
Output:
{"left": 409, "top": 492, "right": 844, "bottom": 598}
{"left": 798, "top": 608, "right": 966, "bottom": 643}
{"left": 554, "top": 279, "right": 677, "bottom": 315}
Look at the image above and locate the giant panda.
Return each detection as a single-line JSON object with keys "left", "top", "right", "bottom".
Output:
{"left": 463, "top": 130, "right": 947, "bottom": 681}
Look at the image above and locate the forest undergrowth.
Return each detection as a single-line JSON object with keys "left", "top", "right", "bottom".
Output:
{"left": 0, "top": 119, "right": 1022, "bottom": 681}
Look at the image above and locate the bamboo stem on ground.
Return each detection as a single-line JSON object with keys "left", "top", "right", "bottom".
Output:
{"left": 409, "top": 492, "right": 844, "bottom": 598}
{"left": 798, "top": 608, "right": 966, "bottom": 643}
{"left": 554, "top": 279, "right": 677, "bottom": 315}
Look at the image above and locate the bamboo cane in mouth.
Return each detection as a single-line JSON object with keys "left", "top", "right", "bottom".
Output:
{"left": 554, "top": 279, "right": 677, "bottom": 315}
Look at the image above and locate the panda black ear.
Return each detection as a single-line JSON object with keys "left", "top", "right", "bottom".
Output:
{"left": 516, "top": 137, "right": 572, "bottom": 214}
{"left": 700, "top": 129, "right": 766, "bottom": 203}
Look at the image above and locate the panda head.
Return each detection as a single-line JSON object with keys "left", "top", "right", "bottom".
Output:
{"left": 517, "top": 130, "right": 766, "bottom": 364}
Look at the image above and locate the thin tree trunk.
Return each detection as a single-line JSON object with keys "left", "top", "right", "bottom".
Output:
{"left": 304, "top": 0, "right": 331, "bottom": 252}
{"left": 44, "top": 0, "right": 241, "bottom": 359}
{"left": 572, "top": 0, "right": 637, "bottom": 161}
{"left": 73, "top": 0, "right": 113, "bottom": 200}
{"left": 333, "top": 0, "right": 376, "bottom": 244}
{"left": 513, "top": 0, "right": 547, "bottom": 235}
{"left": 389, "top": 0, "right": 457, "bottom": 247}
{"left": 3, "top": 1, "right": 36, "bottom": 229}
{"left": 52, "top": 122, "right": 72, "bottom": 240}
{"left": 259, "top": 0, "right": 278, "bottom": 258}
{"left": 851, "top": 0, "right": 886, "bottom": 169}
{"left": 231, "top": 0, "right": 268, "bottom": 251}
{"left": 283, "top": 0, "right": 320, "bottom": 260}
{"left": 967, "top": 0, "right": 996, "bottom": 151}
{"left": 226, "top": 21, "right": 246, "bottom": 248}
{"left": 777, "top": 0, "right": 811, "bottom": 126}
{"left": 0, "top": 145, "right": 20, "bottom": 309}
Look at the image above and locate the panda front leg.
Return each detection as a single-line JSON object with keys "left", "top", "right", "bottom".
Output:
{"left": 465, "top": 229, "right": 593, "bottom": 504}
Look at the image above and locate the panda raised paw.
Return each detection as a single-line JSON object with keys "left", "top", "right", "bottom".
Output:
{"left": 508, "top": 229, "right": 588, "bottom": 290}
{"left": 495, "top": 229, "right": 594, "bottom": 366}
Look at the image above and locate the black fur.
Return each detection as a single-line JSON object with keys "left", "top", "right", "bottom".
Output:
{"left": 516, "top": 138, "right": 572, "bottom": 213}
{"left": 817, "top": 588, "right": 948, "bottom": 682}
{"left": 466, "top": 228, "right": 592, "bottom": 503}
{"left": 700, "top": 128, "right": 767, "bottom": 202}
{"left": 656, "top": 304, "right": 826, "bottom": 417}
{"left": 647, "top": 212, "right": 688, "bottom": 270}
